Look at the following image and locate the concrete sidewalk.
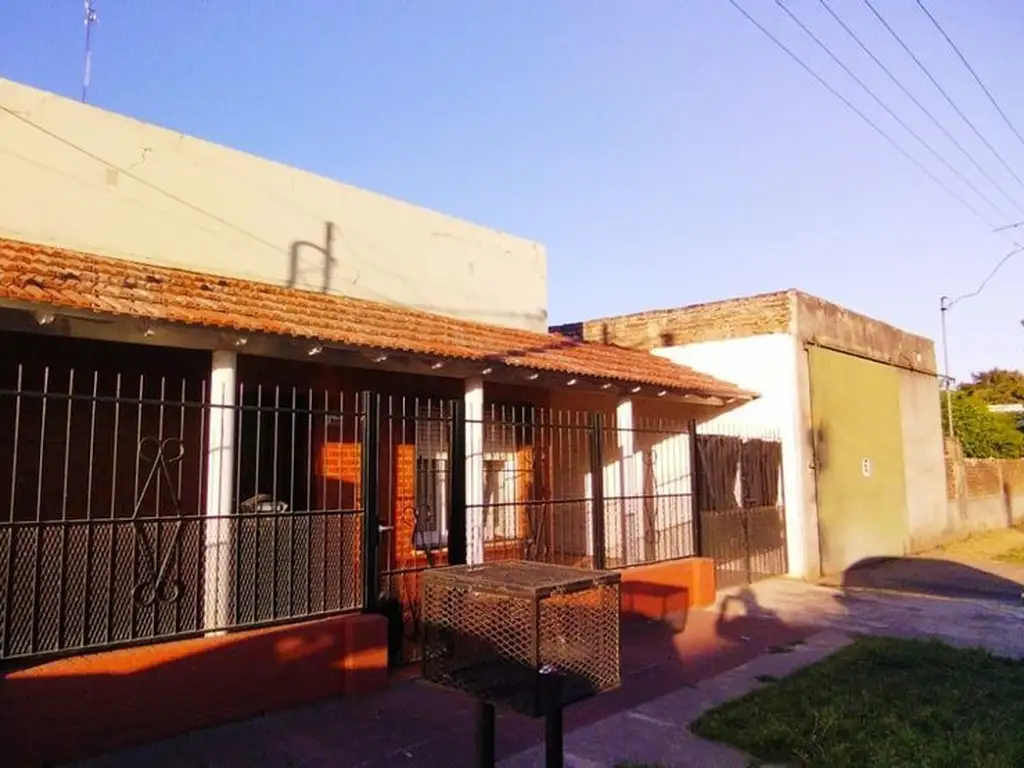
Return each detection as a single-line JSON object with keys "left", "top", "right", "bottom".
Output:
{"left": 66, "top": 578, "right": 1024, "bottom": 767}
{"left": 499, "top": 629, "right": 853, "bottom": 768}
{"left": 64, "top": 604, "right": 812, "bottom": 768}
{"left": 498, "top": 577, "right": 1024, "bottom": 766}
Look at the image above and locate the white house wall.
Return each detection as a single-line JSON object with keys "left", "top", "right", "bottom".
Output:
{"left": 0, "top": 78, "right": 548, "bottom": 333}
{"left": 653, "top": 334, "right": 811, "bottom": 578}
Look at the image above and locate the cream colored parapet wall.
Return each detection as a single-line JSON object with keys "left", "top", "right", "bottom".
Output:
{"left": 0, "top": 78, "right": 547, "bottom": 332}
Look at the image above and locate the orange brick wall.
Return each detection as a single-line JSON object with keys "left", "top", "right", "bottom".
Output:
{"left": 1, "top": 612, "right": 387, "bottom": 767}
{"left": 619, "top": 558, "right": 716, "bottom": 620}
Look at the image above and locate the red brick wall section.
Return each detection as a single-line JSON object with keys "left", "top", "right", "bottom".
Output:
{"left": 618, "top": 558, "right": 716, "bottom": 620}
{"left": 951, "top": 457, "right": 1024, "bottom": 500}
{"left": 550, "top": 291, "right": 794, "bottom": 351}
{"left": 1, "top": 612, "right": 388, "bottom": 767}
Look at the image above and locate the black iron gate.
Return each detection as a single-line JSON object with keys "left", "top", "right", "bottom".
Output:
{"left": 693, "top": 430, "right": 788, "bottom": 590}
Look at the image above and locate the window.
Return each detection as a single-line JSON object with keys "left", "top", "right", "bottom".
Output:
{"left": 482, "top": 456, "right": 519, "bottom": 541}
{"left": 413, "top": 456, "right": 448, "bottom": 550}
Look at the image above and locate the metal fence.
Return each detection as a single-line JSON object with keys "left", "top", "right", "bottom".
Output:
{"left": 0, "top": 365, "right": 365, "bottom": 662}
{"left": 1, "top": 358, "right": 783, "bottom": 664}
{"left": 374, "top": 400, "right": 699, "bottom": 663}
{"left": 693, "top": 422, "right": 788, "bottom": 589}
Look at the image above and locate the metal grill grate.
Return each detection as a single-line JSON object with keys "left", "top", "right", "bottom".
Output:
{"left": 421, "top": 561, "right": 621, "bottom": 717}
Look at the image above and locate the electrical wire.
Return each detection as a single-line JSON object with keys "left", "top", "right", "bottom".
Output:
{"left": 817, "top": 0, "right": 1024, "bottom": 217}
{"left": 916, "top": 0, "right": 1024, "bottom": 154}
{"left": 772, "top": 0, "right": 1011, "bottom": 222}
{"left": 862, "top": 0, "right": 1024, "bottom": 195}
{"left": 944, "top": 244, "right": 1024, "bottom": 310}
{"left": 726, "top": 0, "right": 999, "bottom": 229}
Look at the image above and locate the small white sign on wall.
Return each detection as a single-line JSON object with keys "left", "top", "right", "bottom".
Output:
{"left": 861, "top": 457, "right": 872, "bottom": 478}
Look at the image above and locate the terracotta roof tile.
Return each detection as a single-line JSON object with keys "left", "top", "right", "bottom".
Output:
{"left": 0, "top": 237, "right": 753, "bottom": 399}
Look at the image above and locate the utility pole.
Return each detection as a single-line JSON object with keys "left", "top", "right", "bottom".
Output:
{"left": 82, "top": 0, "right": 98, "bottom": 103}
{"left": 940, "top": 295, "right": 954, "bottom": 437}
{"left": 938, "top": 243, "right": 1024, "bottom": 439}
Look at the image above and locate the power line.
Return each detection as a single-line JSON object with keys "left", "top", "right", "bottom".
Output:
{"left": 944, "top": 244, "right": 1024, "bottom": 310}
{"left": 772, "top": 0, "right": 1011, "bottom": 222}
{"left": 916, "top": 0, "right": 1024, "bottom": 154}
{"left": 862, "top": 0, "right": 1024, "bottom": 195}
{"left": 817, "top": 0, "right": 1024, "bottom": 217}
{"left": 725, "top": 0, "right": 998, "bottom": 229}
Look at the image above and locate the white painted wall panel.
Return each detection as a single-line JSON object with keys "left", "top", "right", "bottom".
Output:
{"left": 654, "top": 334, "right": 811, "bottom": 577}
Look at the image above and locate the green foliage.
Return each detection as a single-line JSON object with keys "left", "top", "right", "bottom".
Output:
{"left": 942, "top": 390, "right": 1024, "bottom": 459}
{"left": 958, "top": 368, "right": 1024, "bottom": 405}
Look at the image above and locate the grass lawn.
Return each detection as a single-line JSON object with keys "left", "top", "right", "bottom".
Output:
{"left": 937, "top": 525, "right": 1024, "bottom": 564}
{"left": 691, "top": 636, "right": 1024, "bottom": 768}
{"left": 994, "top": 546, "right": 1024, "bottom": 565}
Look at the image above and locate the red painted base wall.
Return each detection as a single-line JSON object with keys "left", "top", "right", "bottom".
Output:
{"left": 618, "top": 557, "right": 717, "bottom": 620}
{"left": 1, "top": 613, "right": 388, "bottom": 767}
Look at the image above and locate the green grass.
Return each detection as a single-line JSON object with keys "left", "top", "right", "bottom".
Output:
{"left": 691, "top": 636, "right": 1024, "bottom": 768}
{"left": 994, "top": 546, "right": 1024, "bottom": 564}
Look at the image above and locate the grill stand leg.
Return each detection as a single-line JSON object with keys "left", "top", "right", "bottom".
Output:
{"left": 541, "top": 672, "right": 564, "bottom": 768}
{"left": 475, "top": 700, "right": 496, "bottom": 768}
{"left": 544, "top": 706, "right": 564, "bottom": 768}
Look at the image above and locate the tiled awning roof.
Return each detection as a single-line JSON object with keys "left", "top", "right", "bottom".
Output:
{"left": 0, "top": 237, "right": 754, "bottom": 400}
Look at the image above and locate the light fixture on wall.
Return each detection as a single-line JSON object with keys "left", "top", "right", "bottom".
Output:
{"left": 600, "top": 382, "right": 613, "bottom": 390}
{"left": 657, "top": 390, "right": 667, "bottom": 397}
{"left": 234, "top": 336, "right": 249, "bottom": 348}
{"left": 430, "top": 361, "right": 444, "bottom": 370}
{"left": 566, "top": 378, "right": 577, "bottom": 387}
{"left": 629, "top": 386, "right": 641, "bottom": 394}
{"left": 308, "top": 343, "right": 323, "bottom": 357}
{"left": 143, "top": 327, "right": 156, "bottom": 338}
{"left": 35, "top": 312, "right": 56, "bottom": 326}
{"left": 372, "top": 353, "right": 388, "bottom": 363}
{"left": 526, "top": 372, "right": 539, "bottom": 381}
{"left": 481, "top": 367, "right": 493, "bottom": 375}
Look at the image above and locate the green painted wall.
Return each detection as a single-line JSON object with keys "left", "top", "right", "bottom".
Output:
{"left": 809, "top": 347, "right": 909, "bottom": 575}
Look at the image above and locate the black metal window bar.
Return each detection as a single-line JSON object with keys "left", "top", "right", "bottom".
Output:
{"left": 0, "top": 364, "right": 365, "bottom": 663}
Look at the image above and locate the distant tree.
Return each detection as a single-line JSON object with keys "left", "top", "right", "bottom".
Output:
{"left": 957, "top": 368, "right": 1024, "bottom": 405}
{"left": 942, "top": 390, "right": 1024, "bottom": 459}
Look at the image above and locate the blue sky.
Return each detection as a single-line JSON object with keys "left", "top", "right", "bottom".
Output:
{"left": 2, "top": 1, "right": 1022, "bottom": 381}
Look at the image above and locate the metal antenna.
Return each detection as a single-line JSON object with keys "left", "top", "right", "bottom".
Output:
{"left": 82, "top": 0, "right": 98, "bottom": 103}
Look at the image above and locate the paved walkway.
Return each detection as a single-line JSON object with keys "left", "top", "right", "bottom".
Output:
{"left": 499, "top": 629, "right": 854, "bottom": 768}
{"left": 67, "top": 576, "right": 1024, "bottom": 768}
{"left": 496, "top": 577, "right": 1024, "bottom": 767}
{"left": 745, "top": 575, "right": 1024, "bottom": 659}
{"left": 65, "top": 605, "right": 812, "bottom": 768}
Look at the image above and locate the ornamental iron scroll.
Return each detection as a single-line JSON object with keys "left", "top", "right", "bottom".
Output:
{"left": 131, "top": 436, "right": 186, "bottom": 607}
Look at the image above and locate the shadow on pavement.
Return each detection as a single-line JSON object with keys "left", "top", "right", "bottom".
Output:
{"left": 42, "top": 578, "right": 818, "bottom": 768}
{"left": 834, "top": 556, "right": 1024, "bottom": 604}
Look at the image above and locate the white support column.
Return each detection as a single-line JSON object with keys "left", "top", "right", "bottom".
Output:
{"left": 465, "top": 378, "right": 485, "bottom": 565}
{"left": 615, "top": 398, "right": 646, "bottom": 566}
{"left": 204, "top": 350, "right": 236, "bottom": 632}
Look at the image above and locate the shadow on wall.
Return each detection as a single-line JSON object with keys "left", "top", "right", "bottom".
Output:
{"left": 288, "top": 221, "right": 337, "bottom": 294}
{"left": 286, "top": 221, "right": 547, "bottom": 326}
{"left": 837, "top": 557, "right": 1024, "bottom": 604}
